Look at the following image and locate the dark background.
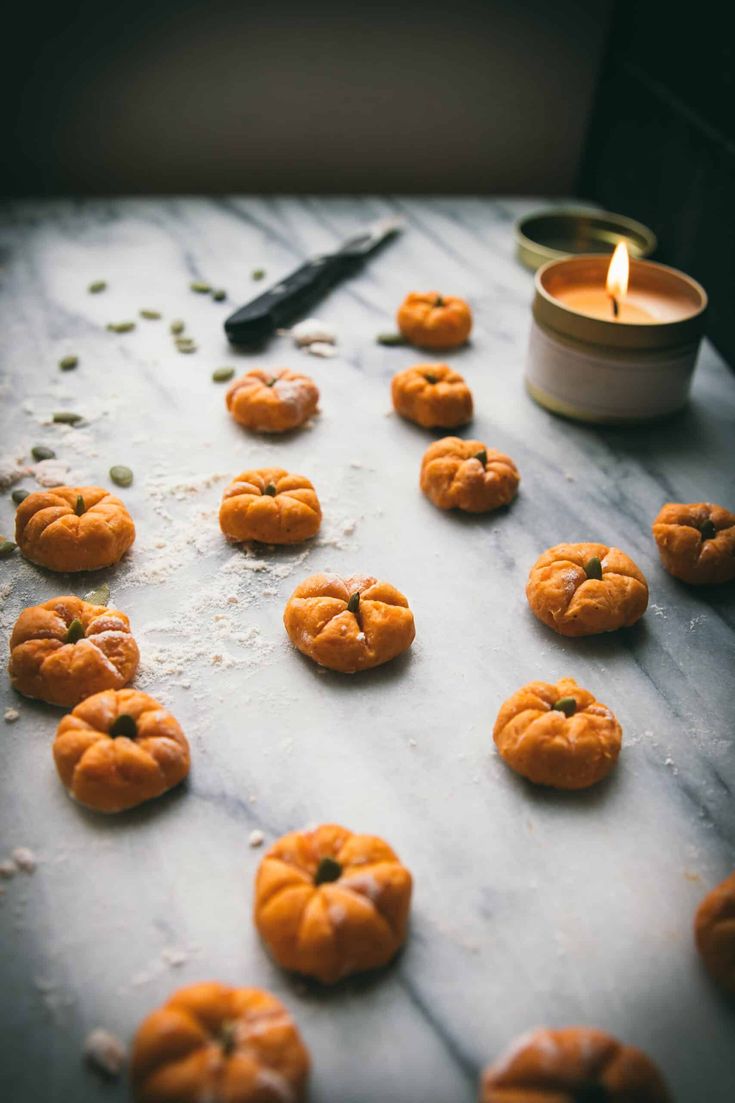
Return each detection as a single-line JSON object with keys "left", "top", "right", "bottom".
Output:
{"left": 3, "top": 0, "right": 733, "bottom": 365}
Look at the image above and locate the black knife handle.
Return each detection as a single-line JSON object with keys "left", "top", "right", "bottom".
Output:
{"left": 224, "top": 253, "right": 357, "bottom": 346}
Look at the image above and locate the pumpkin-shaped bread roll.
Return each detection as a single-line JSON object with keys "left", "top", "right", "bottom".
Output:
{"left": 8, "top": 595, "right": 139, "bottom": 707}
{"left": 283, "top": 572, "right": 415, "bottom": 673}
{"left": 480, "top": 1026, "right": 671, "bottom": 1102}
{"left": 694, "top": 871, "right": 735, "bottom": 993}
{"left": 397, "top": 291, "right": 472, "bottom": 349}
{"left": 131, "top": 982, "right": 309, "bottom": 1103}
{"left": 391, "top": 363, "right": 473, "bottom": 428}
{"left": 15, "top": 486, "right": 135, "bottom": 572}
{"left": 53, "top": 688, "right": 190, "bottom": 813}
{"left": 420, "top": 436, "right": 520, "bottom": 513}
{"left": 220, "top": 468, "right": 321, "bottom": 545}
{"left": 526, "top": 542, "right": 648, "bottom": 637}
{"left": 493, "top": 677, "right": 622, "bottom": 789}
{"left": 254, "top": 823, "right": 412, "bottom": 985}
{"left": 652, "top": 502, "right": 735, "bottom": 585}
{"left": 225, "top": 368, "right": 319, "bottom": 433}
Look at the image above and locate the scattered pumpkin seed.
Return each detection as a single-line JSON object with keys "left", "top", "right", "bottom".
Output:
{"left": 53, "top": 411, "right": 83, "bottom": 425}
{"left": 211, "top": 289, "right": 227, "bottom": 301}
{"left": 346, "top": 592, "right": 360, "bottom": 614}
{"left": 473, "top": 449, "right": 487, "bottom": 466}
{"left": 109, "top": 713, "right": 137, "bottom": 738}
{"left": 700, "top": 519, "right": 716, "bottom": 541}
{"left": 584, "top": 556, "right": 603, "bottom": 580}
{"left": 65, "top": 618, "right": 85, "bottom": 644}
{"left": 106, "top": 321, "right": 136, "bottom": 333}
{"left": 11, "top": 488, "right": 29, "bottom": 504}
{"left": 84, "top": 583, "right": 110, "bottom": 606}
{"left": 314, "top": 857, "right": 342, "bottom": 885}
{"left": 263, "top": 483, "right": 277, "bottom": 497}
{"left": 376, "top": 332, "right": 405, "bottom": 346}
{"left": 139, "top": 309, "right": 161, "bottom": 320}
{"left": 212, "top": 367, "right": 235, "bottom": 383}
{"left": 0, "top": 540, "right": 17, "bottom": 558}
{"left": 251, "top": 268, "right": 266, "bottom": 281}
{"left": 552, "top": 696, "right": 577, "bottom": 717}
{"left": 31, "top": 445, "right": 55, "bottom": 461}
{"left": 425, "top": 373, "right": 438, "bottom": 384}
{"left": 75, "top": 494, "right": 86, "bottom": 516}
{"left": 109, "top": 465, "right": 133, "bottom": 488}
{"left": 190, "top": 281, "right": 211, "bottom": 294}
{"left": 59, "top": 355, "right": 78, "bottom": 371}
{"left": 170, "top": 319, "right": 186, "bottom": 335}
{"left": 88, "top": 280, "right": 107, "bottom": 294}
{"left": 176, "top": 342, "right": 197, "bottom": 354}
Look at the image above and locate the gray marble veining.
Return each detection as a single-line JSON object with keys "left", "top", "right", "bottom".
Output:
{"left": 0, "top": 197, "right": 734, "bottom": 1102}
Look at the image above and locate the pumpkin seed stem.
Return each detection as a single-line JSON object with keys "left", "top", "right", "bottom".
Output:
{"left": 425, "top": 373, "right": 439, "bottom": 384}
{"left": 65, "top": 618, "right": 85, "bottom": 644}
{"left": 219, "top": 1020, "right": 238, "bottom": 1055}
{"left": 314, "top": 856, "right": 342, "bottom": 885}
{"left": 109, "top": 713, "right": 137, "bottom": 739}
{"left": 473, "top": 450, "right": 487, "bottom": 467}
{"left": 346, "top": 592, "right": 360, "bottom": 614}
{"left": 552, "top": 697, "right": 577, "bottom": 717}
{"left": 700, "top": 519, "right": 716, "bottom": 541}
{"left": 584, "top": 556, "right": 603, "bottom": 580}
{"left": 263, "top": 483, "right": 277, "bottom": 497}
{"left": 74, "top": 494, "right": 86, "bottom": 516}
{"left": 434, "top": 295, "right": 444, "bottom": 307}
{"left": 266, "top": 377, "right": 277, "bottom": 387}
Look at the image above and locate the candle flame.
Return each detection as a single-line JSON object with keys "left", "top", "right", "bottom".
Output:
{"left": 606, "top": 241, "right": 629, "bottom": 303}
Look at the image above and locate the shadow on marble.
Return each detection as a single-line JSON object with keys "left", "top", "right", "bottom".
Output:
{"left": 66, "top": 779, "right": 190, "bottom": 834}
{"left": 497, "top": 761, "right": 621, "bottom": 813}
{"left": 522, "top": 612, "right": 651, "bottom": 660}
{"left": 293, "top": 646, "right": 415, "bottom": 688}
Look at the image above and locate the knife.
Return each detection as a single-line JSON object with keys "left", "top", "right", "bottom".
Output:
{"left": 224, "top": 217, "right": 402, "bottom": 346}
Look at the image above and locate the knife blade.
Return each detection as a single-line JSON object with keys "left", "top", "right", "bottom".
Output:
{"left": 224, "top": 217, "right": 402, "bottom": 346}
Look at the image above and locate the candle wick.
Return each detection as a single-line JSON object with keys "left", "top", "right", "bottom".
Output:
{"left": 610, "top": 295, "right": 619, "bottom": 318}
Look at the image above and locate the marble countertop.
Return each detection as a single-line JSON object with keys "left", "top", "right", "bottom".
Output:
{"left": 1, "top": 196, "right": 733, "bottom": 1102}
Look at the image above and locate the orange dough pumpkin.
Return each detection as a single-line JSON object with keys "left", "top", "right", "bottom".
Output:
{"left": 8, "top": 595, "right": 139, "bottom": 707}
{"left": 526, "top": 542, "right": 648, "bottom": 637}
{"left": 420, "top": 436, "right": 520, "bottom": 513}
{"left": 283, "top": 572, "right": 415, "bottom": 673}
{"left": 480, "top": 1026, "right": 671, "bottom": 1102}
{"left": 652, "top": 502, "right": 735, "bottom": 585}
{"left": 131, "top": 982, "right": 309, "bottom": 1103}
{"left": 493, "top": 677, "right": 622, "bottom": 789}
{"left": 226, "top": 368, "right": 319, "bottom": 433}
{"left": 397, "top": 291, "right": 472, "bottom": 349}
{"left": 254, "top": 823, "right": 412, "bottom": 984}
{"left": 53, "top": 688, "right": 190, "bottom": 813}
{"left": 219, "top": 468, "right": 321, "bottom": 545}
{"left": 15, "top": 486, "right": 135, "bottom": 572}
{"left": 694, "top": 871, "right": 735, "bottom": 993}
{"left": 391, "top": 363, "right": 473, "bottom": 428}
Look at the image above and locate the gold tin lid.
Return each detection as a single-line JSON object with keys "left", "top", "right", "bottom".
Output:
{"left": 533, "top": 254, "right": 707, "bottom": 351}
{"left": 515, "top": 207, "right": 657, "bottom": 271}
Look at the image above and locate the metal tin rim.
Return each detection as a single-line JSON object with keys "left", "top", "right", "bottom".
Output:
{"left": 515, "top": 206, "right": 658, "bottom": 271}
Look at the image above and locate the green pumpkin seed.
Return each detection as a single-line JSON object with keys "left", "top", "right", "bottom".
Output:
{"left": 190, "top": 281, "right": 211, "bottom": 294}
{"left": 376, "top": 332, "right": 405, "bottom": 346}
{"left": 106, "top": 321, "right": 136, "bottom": 333}
{"left": 53, "top": 411, "right": 83, "bottom": 425}
{"left": 59, "top": 355, "right": 78, "bottom": 371}
{"left": 346, "top": 592, "right": 360, "bottom": 614}
{"left": 109, "top": 465, "right": 133, "bottom": 487}
{"left": 314, "top": 856, "right": 342, "bottom": 885}
{"left": 139, "top": 309, "right": 161, "bottom": 320}
{"left": 109, "top": 713, "right": 137, "bottom": 738}
{"left": 263, "top": 483, "right": 277, "bottom": 497}
{"left": 212, "top": 367, "right": 235, "bottom": 383}
{"left": 251, "top": 268, "right": 266, "bottom": 281}
{"left": 434, "top": 295, "right": 445, "bottom": 307}
{"left": 11, "top": 488, "right": 29, "bottom": 504}
{"left": 170, "top": 319, "right": 186, "bottom": 335}
{"left": 552, "top": 696, "right": 577, "bottom": 717}
{"left": 88, "top": 280, "right": 107, "bottom": 293}
{"left": 266, "top": 377, "right": 277, "bottom": 387}
{"left": 425, "top": 373, "right": 438, "bottom": 384}
{"left": 211, "top": 289, "right": 227, "bottom": 301}
{"left": 700, "top": 519, "right": 717, "bottom": 541}
{"left": 84, "top": 583, "right": 110, "bottom": 606}
{"left": 219, "top": 1021, "right": 237, "bottom": 1056}
{"left": 31, "top": 445, "right": 55, "bottom": 461}
{"left": 473, "top": 449, "right": 487, "bottom": 466}
{"left": 584, "top": 556, "right": 603, "bottom": 581}
{"left": 0, "top": 540, "right": 17, "bottom": 558}
{"left": 75, "top": 494, "right": 86, "bottom": 516}
{"left": 65, "top": 618, "right": 85, "bottom": 644}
